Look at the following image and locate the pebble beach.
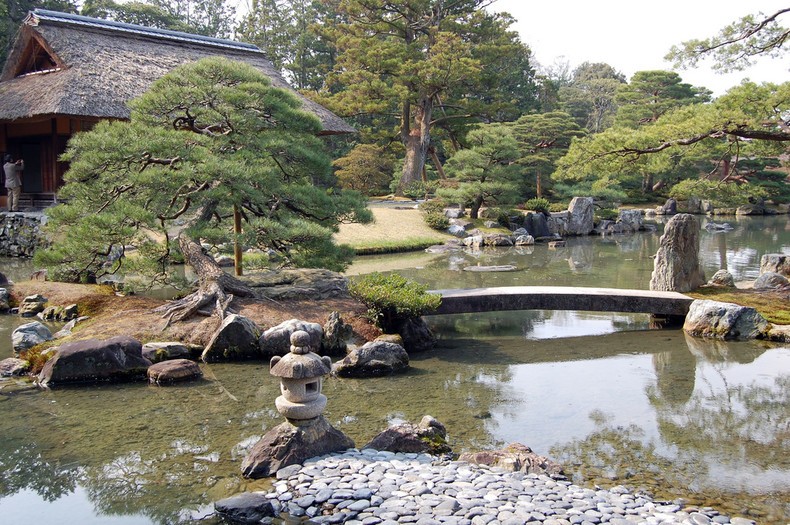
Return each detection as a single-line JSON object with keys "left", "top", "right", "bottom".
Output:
{"left": 254, "top": 449, "right": 756, "bottom": 525}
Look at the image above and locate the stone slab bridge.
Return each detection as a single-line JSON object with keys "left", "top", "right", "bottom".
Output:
{"left": 426, "top": 286, "right": 694, "bottom": 319}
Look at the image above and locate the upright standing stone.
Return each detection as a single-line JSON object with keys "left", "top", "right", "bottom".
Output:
{"left": 650, "top": 213, "right": 705, "bottom": 292}
{"left": 566, "top": 197, "right": 594, "bottom": 235}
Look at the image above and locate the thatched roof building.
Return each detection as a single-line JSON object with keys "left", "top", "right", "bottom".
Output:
{"left": 0, "top": 9, "right": 352, "bottom": 206}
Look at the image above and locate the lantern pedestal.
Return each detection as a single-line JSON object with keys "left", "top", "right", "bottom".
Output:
{"left": 241, "top": 415, "right": 354, "bottom": 479}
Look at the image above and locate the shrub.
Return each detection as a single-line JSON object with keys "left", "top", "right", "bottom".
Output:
{"left": 348, "top": 272, "right": 442, "bottom": 332}
{"left": 423, "top": 212, "right": 449, "bottom": 231}
{"left": 549, "top": 202, "right": 567, "bottom": 212}
{"left": 594, "top": 208, "right": 619, "bottom": 222}
{"left": 524, "top": 197, "right": 550, "bottom": 213}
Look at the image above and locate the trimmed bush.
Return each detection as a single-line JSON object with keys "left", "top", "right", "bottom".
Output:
{"left": 348, "top": 273, "right": 442, "bottom": 332}
{"left": 525, "top": 197, "right": 550, "bottom": 213}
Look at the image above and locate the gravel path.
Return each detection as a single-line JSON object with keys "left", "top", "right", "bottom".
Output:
{"left": 260, "top": 449, "right": 756, "bottom": 525}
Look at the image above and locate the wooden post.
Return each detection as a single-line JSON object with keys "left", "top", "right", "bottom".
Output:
{"left": 233, "top": 204, "right": 243, "bottom": 276}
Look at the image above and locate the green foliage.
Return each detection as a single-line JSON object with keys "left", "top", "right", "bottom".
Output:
{"left": 559, "top": 62, "right": 626, "bottom": 133}
{"left": 419, "top": 199, "right": 450, "bottom": 231}
{"left": 594, "top": 208, "right": 619, "bottom": 222}
{"left": 348, "top": 272, "right": 442, "bottom": 332}
{"left": 333, "top": 144, "right": 395, "bottom": 196}
{"left": 668, "top": 179, "right": 767, "bottom": 208}
{"left": 666, "top": 8, "right": 789, "bottom": 72}
{"left": 549, "top": 202, "right": 568, "bottom": 212}
{"left": 511, "top": 111, "right": 586, "bottom": 198}
{"left": 36, "top": 58, "right": 371, "bottom": 284}
{"left": 614, "top": 70, "right": 710, "bottom": 128}
{"left": 439, "top": 123, "right": 520, "bottom": 219}
{"left": 555, "top": 81, "right": 790, "bottom": 203}
{"left": 313, "top": 0, "right": 538, "bottom": 192}
{"left": 524, "top": 197, "right": 550, "bottom": 213}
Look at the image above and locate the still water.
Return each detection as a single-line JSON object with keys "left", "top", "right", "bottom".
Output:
{"left": 0, "top": 214, "right": 789, "bottom": 525}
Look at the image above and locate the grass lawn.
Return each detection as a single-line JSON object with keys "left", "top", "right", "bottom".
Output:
{"left": 335, "top": 207, "right": 452, "bottom": 254}
{"left": 689, "top": 287, "right": 790, "bottom": 325}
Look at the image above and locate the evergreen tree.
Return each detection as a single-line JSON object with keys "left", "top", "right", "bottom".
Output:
{"left": 35, "top": 58, "right": 371, "bottom": 324}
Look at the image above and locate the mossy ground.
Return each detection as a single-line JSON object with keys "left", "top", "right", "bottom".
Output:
{"left": 689, "top": 287, "right": 790, "bottom": 325}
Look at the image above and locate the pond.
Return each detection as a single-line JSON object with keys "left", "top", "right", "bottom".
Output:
{"left": 0, "top": 214, "right": 789, "bottom": 525}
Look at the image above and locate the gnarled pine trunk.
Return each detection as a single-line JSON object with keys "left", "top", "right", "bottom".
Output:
{"left": 398, "top": 96, "right": 434, "bottom": 195}
{"left": 154, "top": 233, "right": 255, "bottom": 326}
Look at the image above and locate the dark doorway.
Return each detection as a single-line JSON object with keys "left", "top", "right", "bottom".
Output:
{"left": 20, "top": 143, "right": 43, "bottom": 193}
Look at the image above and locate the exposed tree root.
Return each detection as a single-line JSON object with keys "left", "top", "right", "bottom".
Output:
{"left": 153, "top": 233, "right": 256, "bottom": 328}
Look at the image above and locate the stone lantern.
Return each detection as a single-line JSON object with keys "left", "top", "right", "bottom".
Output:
{"left": 241, "top": 328, "right": 355, "bottom": 479}
{"left": 270, "top": 330, "right": 332, "bottom": 423}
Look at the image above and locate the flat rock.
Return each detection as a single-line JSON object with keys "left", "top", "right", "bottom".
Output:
{"left": 214, "top": 492, "right": 275, "bottom": 524}
{"left": 462, "top": 265, "right": 517, "bottom": 272}
{"left": 142, "top": 342, "right": 193, "bottom": 363}
{"left": 458, "top": 442, "right": 565, "bottom": 478}
{"left": 39, "top": 336, "right": 152, "bottom": 386}
{"left": 147, "top": 359, "right": 201, "bottom": 384}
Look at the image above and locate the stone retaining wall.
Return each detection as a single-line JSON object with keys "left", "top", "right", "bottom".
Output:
{"left": 0, "top": 212, "right": 47, "bottom": 257}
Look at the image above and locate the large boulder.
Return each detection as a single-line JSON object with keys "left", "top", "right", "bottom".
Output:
{"left": 142, "top": 342, "right": 193, "bottom": 363}
{"left": 760, "top": 254, "right": 790, "bottom": 277}
{"left": 332, "top": 340, "right": 409, "bottom": 378}
{"left": 683, "top": 300, "right": 769, "bottom": 340}
{"left": 241, "top": 416, "right": 354, "bottom": 479}
{"left": 459, "top": 443, "right": 565, "bottom": 479}
{"left": 659, "top": 198, "right": 677, "bottom": 215}
{"left": 753, "top": 271, "right": 789, "bottom": 291}
{"left": 148, "top": 359, "right": 202, "bottom": 384}
{"left": 0, "top": 271, "right": 7, "bottom": 285}
{"left": 241, "top": 268, "right": 348, "bottom": 300}
{"left": 566, "top": 197, "right": 594, "bottom": 235}
{"left": 363, "top": 415, "right": 451, "bottom": 455}
{"left": 321, "top": 311, "right": 353, "bottom": 356}
{"left": 523, "top": 212, "right": 552, "bottom": 238}
{"left": 39, "top": 336, "right": 152, "bottom": 385}
{"left": 11, "top": 321, "right": 53, "bottom": 353}
{"left": 202, "top": 314, "right": 261, "bottom": 362}
{"left": 259, "top": 319, "right": 322, "bottom": 357}
{"left": 395, "top": 317, "right": 436, "bottom": 353}
{"left": 17, "top": 294, "right": 47, "bottom": 317}
{"left": 649, "top": 213, "right": 706, "bottom": 292}
{"left": 617, "top": 209, "right": 643, "bottom": 233}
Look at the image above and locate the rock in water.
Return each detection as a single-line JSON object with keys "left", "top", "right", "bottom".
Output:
{"left": 566, "top": 197, "right": 594, "bottom": 235}
{"left": 332, "top": 341, "right": 409, "bottom": 378}
{"left": 650, "top": 213, "right": 705, "bottom": 292}
{"left": 39, "top": 336, "right": 151, "bottom": 385}
{"left": 202, "top": 314, "right": 261, "bottom": 362}
{"left": 241, "top": 416, "right": 354, "bottom": 479}
{"left": 214, "top": 493, "right": 275, "bottom": 524}
{"left": 148, "top": 359, "right": 202, "bottom": 384}
{"left": 363, "top": 415, "right": 451, "bottom": 455}
{"left": 11, "top": 321, "right": 53, "bottom": 353}
{"left": 683, "top": 300, "right": 769, "bottom": 340}
{"left": 459, "top": 443, "right": 565, "bottom": 479}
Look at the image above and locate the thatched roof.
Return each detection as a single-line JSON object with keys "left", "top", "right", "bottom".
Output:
{"left": 0, "top": 9, "right": 354, "bottom": 134}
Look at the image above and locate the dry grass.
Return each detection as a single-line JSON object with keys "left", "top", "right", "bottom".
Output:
{"left": 335, "top": 207, "right": 451, "bottom": 251}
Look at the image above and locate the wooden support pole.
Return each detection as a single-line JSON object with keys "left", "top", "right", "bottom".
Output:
{"left": 233, "top": 204, "right": 243, "bottom": 276}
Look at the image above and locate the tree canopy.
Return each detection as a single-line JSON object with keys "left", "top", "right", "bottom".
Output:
{"left": 35, "top": 58, "right": 371, "bottom": 322}
{"left": 666, "top": 7, "right": 789, "bottom": 72}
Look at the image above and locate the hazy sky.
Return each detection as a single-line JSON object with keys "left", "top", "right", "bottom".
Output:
{"left": 488, "top": 0, "right": 788, "bottom": 96}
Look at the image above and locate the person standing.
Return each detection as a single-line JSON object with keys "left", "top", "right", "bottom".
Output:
{"left": 3, "top": 154, "right": 24, "bottom": 212}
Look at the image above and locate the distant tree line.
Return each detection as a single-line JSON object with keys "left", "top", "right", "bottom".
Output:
{"left": 2, "top": 1, "right": 787, "bottom": 209}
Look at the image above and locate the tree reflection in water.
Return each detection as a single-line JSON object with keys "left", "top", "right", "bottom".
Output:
{"left": 552, "top": 340, "right": 789, "bottom": 524}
